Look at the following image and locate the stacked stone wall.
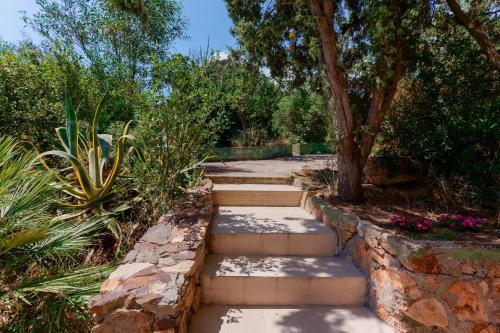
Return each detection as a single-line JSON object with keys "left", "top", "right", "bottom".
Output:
{"left": 305, "top": 196, "right": 500, "bottom": 333}
{"left": 89, "top": 181, "right": 214, "bottom": 333}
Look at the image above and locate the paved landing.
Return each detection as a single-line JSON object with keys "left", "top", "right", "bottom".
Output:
{"left": 213, "top": 184, "right": 302, "bottom": 191}
{"left": 189, "top": 306, "right": 394, "bottom": 333}
{"left": 204, "top": 155, "right": 335, "bottom": 178}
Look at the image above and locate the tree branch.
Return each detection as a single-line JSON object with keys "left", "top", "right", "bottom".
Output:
{"left": 446, "top": 0, "right": 500, "bottom": 70}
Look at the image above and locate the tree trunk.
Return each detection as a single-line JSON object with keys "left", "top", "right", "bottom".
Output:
{"left": 308, "top": 0, "right": 403, "bottom": 203}
{"left": 336, "top": 133, "right": 364, "bottom": 203}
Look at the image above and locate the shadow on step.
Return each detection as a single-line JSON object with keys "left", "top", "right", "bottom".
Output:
{"left": 189, "top": 305, "right": 393, "bottom": 333}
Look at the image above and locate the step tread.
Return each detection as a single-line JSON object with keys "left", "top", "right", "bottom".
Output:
{"left": 202, "top": 255, "right": 364, "bottom": 278}
{"left": 213, "top": 206, "right": 333, "bottom": 234}
{"left": 190, "top": 305, "right": 394, "bottom": 333}
{"left": 213, "top": 184, "right": 302, "bottom": 192}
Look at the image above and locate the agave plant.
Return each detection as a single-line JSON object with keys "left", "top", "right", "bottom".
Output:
{"left": 38, "top": 95, "right": 138, "bottom": 216}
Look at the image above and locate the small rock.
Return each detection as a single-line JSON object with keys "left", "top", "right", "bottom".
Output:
{"left": 404, "top": 298, "right": 449, "bottom": 328}
{"left": 120, "top": 274, "right": 159, "bottom": 292}
{"left": 124, "top": 250, "right": 139, "bottom": 263}
{"left": 161, "top": 260, "right": 195, "bottom": 276}
{"left": 91, "top": 309, "right": 154, "bottom": 333}
{"left": 134, "top": 241, "right": 157, "bottom": 251}
{"left": 400, "top": 250, "right": 442, "bottom": 274}
{"left": 135, "top": 250, "right": 159, "bottom": 265}
{"left": 141, "top": 224, "right": 173, "bottom": 245}
{"left": 89, "top": 292, "right": 128, "bottom": 316}
{"left": 100, "top": 278, "right": 120, "bottom": 293}
{"left": 158, "top": 257, "right": 176, "bottom": 267}
{"left": 492, "top": 279, "right": 500, "bottom": 296}
{"left": 445, "top": 281, "right": 488, "bottom": 323}
{"left": 472, "top": 324, "right": 498, "bottom": 333}
{"left": 109, "top": 263, "right": 156, "bottom": 280}
{"left": 171, "top": 250, "right": 196, "bottom": 261}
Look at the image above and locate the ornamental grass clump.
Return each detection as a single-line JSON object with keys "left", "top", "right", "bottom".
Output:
{"left": 438, "top": 214, "right": 484, "bottom": 231}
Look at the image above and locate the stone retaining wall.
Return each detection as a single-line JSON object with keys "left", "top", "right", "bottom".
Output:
{"left": 88, "top": 181, "right": 214, "bottom": 333}
{"left": 305, "top": 196, "right": 500, "bottom": 333}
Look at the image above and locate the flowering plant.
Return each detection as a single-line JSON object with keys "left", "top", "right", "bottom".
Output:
{"left": 389, "top": 216, "right": 433, "bottom": 232}
{"left": 438, "top": 214, "right": 483, "bottom": 231}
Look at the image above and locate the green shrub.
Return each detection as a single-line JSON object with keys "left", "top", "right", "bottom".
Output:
{"left": 273, "top": 87, "right": 330, "bottom": 144}
{"left": 0, "top": 44, "right": 65, "bottom": 149}
{"left": 381, "top": 17, "right": 499, "bottom": 207}
{"left": 133, "top": 55, "right": 228, "bottom": 218}
{"left": 230, "top": 127, "right": 269, "bottom": 147}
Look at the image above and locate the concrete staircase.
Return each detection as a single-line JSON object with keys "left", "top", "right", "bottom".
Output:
{"left": 190, "top": 178, "right": 393, "bottom": 333}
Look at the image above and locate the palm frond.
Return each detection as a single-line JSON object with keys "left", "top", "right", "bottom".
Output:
{"left": 3, "top": 264, "right": 114, "bottom": 303}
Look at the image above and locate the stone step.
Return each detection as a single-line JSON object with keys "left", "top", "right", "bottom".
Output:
{"left": 213, "top": 184, "right": 304, "bottom": 207}
{"left": 201, "top": 255, "right": 366, "bottom": 306}
{"left": 190, "top": 305, "right": 394, "bottom": 333}
{"left": 211, "top": 206, "right": 337, "bottom": 256}
{"left": 208, "top": 175, "right": 291, "bottom": 185}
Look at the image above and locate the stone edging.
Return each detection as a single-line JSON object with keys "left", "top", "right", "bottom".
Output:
{"left": 304, "top": 195, "right": 500, "bottom": 333}
{"left": 88, "top": 181, "right": 214, "bottom": 333}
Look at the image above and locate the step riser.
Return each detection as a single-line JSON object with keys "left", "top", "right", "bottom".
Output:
{"left": 208, "top": 176, "right": 291, "bottom": 185}
{"left": 210, "top": 233, "right": 337, "bottom": 256}
{"left": 201, "top": 276, "right": 366, "bottom": 306}
{"left": 214, "top": 191, "right": 303, "bottom": 206}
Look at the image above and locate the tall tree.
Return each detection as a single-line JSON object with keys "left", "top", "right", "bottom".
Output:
{"left": 24, "top": 0, "right": 187, "bottom": 85}
{"left": 226, "top": 0, "right": 428, "bottom": 202}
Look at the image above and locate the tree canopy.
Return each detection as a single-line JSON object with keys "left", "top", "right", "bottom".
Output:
{"left": 226, "top": 0, "right": 429, "bottom": 202}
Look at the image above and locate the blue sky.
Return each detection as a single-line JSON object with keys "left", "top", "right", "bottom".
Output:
{"left": 0, "top": 0, "right": 237, "bottom": 54}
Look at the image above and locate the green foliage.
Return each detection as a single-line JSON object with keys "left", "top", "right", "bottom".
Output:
{"left": 219, "top": 54, "right": 281, "bottom": 145}
{"left": 0, "top": 137, "right": 111, "bottom": 332}
{"left": 381, "top": 11, "right": 499, "bottom": 206}
{"left": 231, "top": 127, "right": 269, "bottom": 148}
{"left": 154, "top": 52, "right": 281, "bottom": 147}
{"left": 132, "top": 103, "right": 212, "bottom": 218}
{"left": 225, "top": 0, "right": 320, "bottom": 87}
{"left": 21, "top": 0, "right": 187, "bottom": 130}
{"left": 273, "top": 87, "right": 329, "bottom": 143}
{"left": 0, "top": 43, "right": 65, "bottom": 149}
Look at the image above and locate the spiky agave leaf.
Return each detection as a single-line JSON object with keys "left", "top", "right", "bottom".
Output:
{"left": 38, "top": 95, "right": 138, "bottom": 221}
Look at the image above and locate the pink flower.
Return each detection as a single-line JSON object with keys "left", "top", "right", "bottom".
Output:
{"left": 438, "top": 214, "right": 448, "bottom": 221}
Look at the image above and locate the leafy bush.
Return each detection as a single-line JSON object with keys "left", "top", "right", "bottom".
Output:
{"left": 273, "top": 87, "right": 330, "bottom": 144}
{"left": 133, "top": 55, "right": 227, "bottom": 218}
{"left": 381, "top": 14, "right": 499, "bottom": 206}
{"left": 0, "top": 43, "right": 65, "bottom": 149}
{"left": 0, "top": 137, "right": 111, "bottom": 332}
